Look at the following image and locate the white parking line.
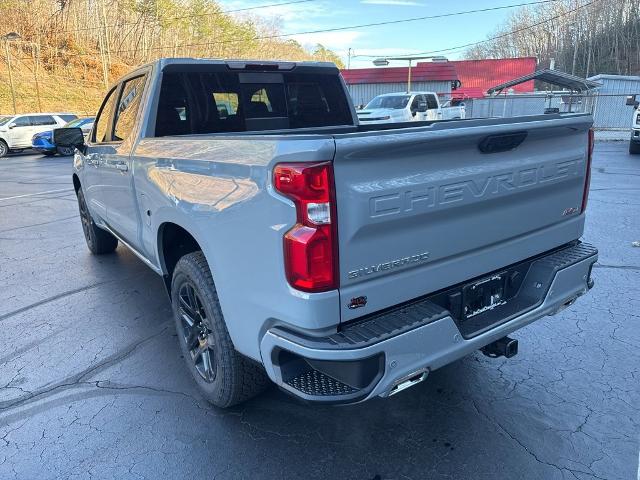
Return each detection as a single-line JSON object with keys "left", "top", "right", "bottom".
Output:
{"left": 0, "top": 188, "right": 73, "bottom": 201}
{"left": 637, "top": 446, "right": 640, "bottom": 480}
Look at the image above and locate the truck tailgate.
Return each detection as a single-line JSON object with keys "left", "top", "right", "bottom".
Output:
{"left": 333, "top": 115, "right": 592, "bottom": 321}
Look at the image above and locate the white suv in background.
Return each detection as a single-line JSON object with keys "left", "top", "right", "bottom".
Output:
{"left": 0, "top": 113, "right": 77, "bottom": 157}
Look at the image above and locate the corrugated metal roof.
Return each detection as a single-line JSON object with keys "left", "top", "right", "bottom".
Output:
{"left": 341, "top": 62, "right": 458, "bottom": 84}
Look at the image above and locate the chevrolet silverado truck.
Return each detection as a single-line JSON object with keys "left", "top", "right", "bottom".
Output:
{"left": 357, "top": 91, "right": 465, "bottom": 124}
{"left": 56, "top": 58, "right": 597, "bottom": 408}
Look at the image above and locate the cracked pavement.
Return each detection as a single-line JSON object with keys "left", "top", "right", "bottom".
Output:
{"left": 0, "top": 144, "right": 638, "bottom": 480}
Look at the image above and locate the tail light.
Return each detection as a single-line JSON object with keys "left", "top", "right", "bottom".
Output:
{"left": 581, "top": 128, "right": 594, "bottom": 213}
{"left": 273, "top": 162, "right": 338, "bottom": 292}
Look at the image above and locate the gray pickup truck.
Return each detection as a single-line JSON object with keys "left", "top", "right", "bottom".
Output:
{"left": 56, "top": 58, "right": 597, "bottom": 408}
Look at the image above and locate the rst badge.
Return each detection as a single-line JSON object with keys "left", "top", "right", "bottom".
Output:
{"left": 348, "top": 296, "right": 368, "bottom": 309}
{"left": 562, "top": 206, "right": 579, "bottom": 216}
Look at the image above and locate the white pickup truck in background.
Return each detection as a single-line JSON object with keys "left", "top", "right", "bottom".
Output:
{"left": 356, "top": 91, "right": 466, "bottom": 124}
{"left": 627, "top": 94, "right": 640, "bottom": 154}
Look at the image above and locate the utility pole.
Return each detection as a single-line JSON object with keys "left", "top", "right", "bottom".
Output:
{"left": 2, "top": 32, "right": 21, "bottom": 114}
{"left": 31, "top": 41, "right": 42, "bottom": 112}
{"left": 407, "top": 59, "right": 412, "bottom": 93}
{"left": 347, "top": 48, "right": 352, "bottom": 70}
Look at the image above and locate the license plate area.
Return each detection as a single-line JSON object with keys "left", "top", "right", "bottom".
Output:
{"left": 462, "top": 273, "right": 507, "bottom": 319}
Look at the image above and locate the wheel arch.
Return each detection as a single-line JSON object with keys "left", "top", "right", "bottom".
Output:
{"left": 157, "top": 221, "right": 205, "bottom": 294}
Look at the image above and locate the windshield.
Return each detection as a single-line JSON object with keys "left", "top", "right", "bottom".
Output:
{"left": 0, "top": 116, "right": 13, "bottom": 126}
{"left": 65, "top": 118, "right": 92, "bottom": 128}
{"left": 365, "top": 95, "right": 411, "bottom": 110}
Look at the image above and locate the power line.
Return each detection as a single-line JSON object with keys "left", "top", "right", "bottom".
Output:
{"left": 46, "top": 0, "right": 317, "bottom": 36}
{"left": 15, "top": 0, "right": 567, "bottom": 61}
{"left": 369, "top": 0, "right": 601, "bottom": 58}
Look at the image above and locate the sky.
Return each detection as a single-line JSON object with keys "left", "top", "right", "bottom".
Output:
{"left": 218, "top": 0, "right": 524, "bottom": 68}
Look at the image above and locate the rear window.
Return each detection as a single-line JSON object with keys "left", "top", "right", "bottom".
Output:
{"left": 154, "top": 70, "right": 352, "bottom": 137}
{"left": 58, "top": 114, "right": 77, "bottom": 122}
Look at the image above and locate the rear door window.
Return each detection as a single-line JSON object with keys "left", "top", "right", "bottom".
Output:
{"left": 425, "top": 94, "right": 439, "bottom": 110}
{"left": 154, "top": 69, "right": 352, "bottom": 136}
{"left": 58, "top": 114, "right": 77, "bottom": 123}
{"left": 30, "top": 115, "right": 56, "bottom": 126}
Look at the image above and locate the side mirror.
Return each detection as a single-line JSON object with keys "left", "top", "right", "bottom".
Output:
{"left": 8, "top": 123, "right": 16, "bottom": 129}
{"left": 53, "top": 127, "right": 85, "bottom": 151}
{"left": 625, "top": 95, "right": 637, "bottom": 106}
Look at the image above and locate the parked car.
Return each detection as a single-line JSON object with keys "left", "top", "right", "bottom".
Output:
{"left": 0, "top": 113, "right": 76, "bottom": 157}
{"left": 626, "top": 94, "right": 640, "bottom": 154}
{"left": 356, "top": 91, "right": 466, "bottom": 124}
{"left": 32, "top": 117, "right": 95, "bottom": 156}
{"left": 57, "top": 58, "right": 597, "bottom": 408}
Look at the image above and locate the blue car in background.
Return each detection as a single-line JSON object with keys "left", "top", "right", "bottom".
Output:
{"left": 32, "top": 117, "right": 94, "bottom": 156}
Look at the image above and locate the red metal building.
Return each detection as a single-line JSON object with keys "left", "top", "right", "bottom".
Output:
{"left": 341, "top": 57, "right": 537, "bottom": 101}
{"left": 452, "top": 57, "right": 537, "bottom": 99}
{"left": 341, "top": 61, "right": 458, "bottom": 85}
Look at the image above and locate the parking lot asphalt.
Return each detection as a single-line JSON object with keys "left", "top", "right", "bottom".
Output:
{"left": 0, "top": 143, "right": 638, "bottom": 480}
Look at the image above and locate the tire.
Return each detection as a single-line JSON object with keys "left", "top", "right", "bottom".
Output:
{"left": 76, "top": 188, "right": 118, "bottom": 254}
{"left": 629, "top": 141, "right": 640, "bottom": 155}
{"left": 0, "top": 140, "right": 8, "bottom": 158}
{"left": 57, "top": 146, "right": 75, "bottom": 156}
{"left": 171, "top": 252, "right": 269, "bottom": 408}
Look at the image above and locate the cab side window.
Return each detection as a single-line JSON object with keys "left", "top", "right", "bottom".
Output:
{"left": 410, "top": 95, "right": 424, "bottom": 112}
{"left": 113, "top": 75, "right": 147, "bottom": 142}
{"left": 93, "top": 87, "right": 118, "bottom": 143}
{"left": 425, "top": 94, "right": 438, "bottom": 110}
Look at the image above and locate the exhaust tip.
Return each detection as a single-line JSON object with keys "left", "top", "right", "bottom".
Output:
{"left": 388, "top": 368, "right": 429, "bottom": 396}
{"left": 481, "top": 336, "right": 518, "bottom": 359}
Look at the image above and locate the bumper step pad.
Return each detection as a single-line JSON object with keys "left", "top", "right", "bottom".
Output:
{"left": 285, "top": 369, "right": 356, "bottom": 396}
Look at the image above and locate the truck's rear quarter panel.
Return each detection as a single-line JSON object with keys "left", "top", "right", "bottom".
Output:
{"left": 333, "top": 115, "right": 592, "bottom": 321}
{"left": 132, "top": 135, "right": 341, "bottom": 360}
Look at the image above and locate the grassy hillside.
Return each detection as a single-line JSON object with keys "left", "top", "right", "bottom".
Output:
{"left": 0, "top": 52, "right": 129, "bottom": 115}
{"left": 0, "top": 0, "right": 343, "bottom": 116}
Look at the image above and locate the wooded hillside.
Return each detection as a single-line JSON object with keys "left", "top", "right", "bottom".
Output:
{"left": 0, "top": 0, "right": 342, "bottom": 114}
{"left": 465, "top": 0, "right": 640, "bottom": 78}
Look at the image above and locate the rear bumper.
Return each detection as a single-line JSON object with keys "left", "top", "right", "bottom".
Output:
{"left": 260, "top": 242, "right": 597, "bottom": 404}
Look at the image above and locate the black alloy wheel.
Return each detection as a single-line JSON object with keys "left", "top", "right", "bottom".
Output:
{"left": 57, "top": 146, "right": 75, "bottom": 156}
{"left": 178, "top": 282, "right": 216, "bottom": 383}
{"left": 76, "top": 188, "right": 118, "bottom": 254}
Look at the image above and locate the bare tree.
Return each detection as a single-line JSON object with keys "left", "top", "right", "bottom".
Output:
{"left": 465, "top": 0, "right": 640, "bottom": 77}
